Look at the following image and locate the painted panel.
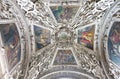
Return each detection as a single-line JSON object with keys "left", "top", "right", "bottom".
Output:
{"left": 1, "top": 23, "right": 21, "bottom": 71}
{"left": 54, "top": 50, "right": 77, "bottom": 65}
{"left": 108, "top": 22, "right": 120, "bottom": 66}
{"left": 34, "top": 25, "right": 51, "bottom": 50}
{"left": 77, "top": 25, "right": 95, "bottom": 50}
{"left": 50, "top": 6, "right": 79, "bottom": 23}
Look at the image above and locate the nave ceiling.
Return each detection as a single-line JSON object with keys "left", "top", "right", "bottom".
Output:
{"left": 0, "top": 0, "right": 120, "bottom": 79}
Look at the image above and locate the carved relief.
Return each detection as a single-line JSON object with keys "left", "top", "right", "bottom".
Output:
{"left": 72, "top": 0, "right": 114, "bottom": 27}
{"left": 17, "top": 0, "right": 57, "bottom": 28}
{"left": 2, "top": 0, "right": 117, "bottom": 79}
{"left": 0, "top": 0, "right": 15, "bottom": 19}
{"left": 73, "top": 43, "right": 104, "bottom": 79}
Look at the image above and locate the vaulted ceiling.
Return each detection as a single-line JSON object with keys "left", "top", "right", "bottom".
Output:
{"left": 0, "top": 0, "right": 120, "bottom": 79}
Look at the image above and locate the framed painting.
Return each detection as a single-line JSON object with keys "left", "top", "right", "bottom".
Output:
{"left": 0, "top": 23, "right": 21, "bottom": 71}
{"left": 77, "top": 25, "right": 95, "bottom": 50}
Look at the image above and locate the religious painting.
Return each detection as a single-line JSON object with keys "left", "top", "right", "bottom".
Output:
{"left": 53, "top": 50, "right": 77, "bottom": 65}
{"left": 77, "top": 25, "right": 95, "bottom": 50}
{"left": 0, "top": 23, "right": 21, "bottom": 71}
{"left": 108, "top": 22, "right": 120, "bottom": 66}
{"left": 34, "top": 25, "right": 51, "bottom": 51}
{"left": 50, "top": 5, "right": 79, "bottom": 23}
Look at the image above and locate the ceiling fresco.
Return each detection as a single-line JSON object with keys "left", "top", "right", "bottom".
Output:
{"left": 77, "top": 25, "right": 95, "bottom": 50}
{"left": 53, "top": 49, "right": 77, "bottom": 65}
{"left": 1, "top": 23, "right": 21, "bottom": 71}
{"left": 50, "top": 5, "right": 79, "bottom": 23}
{"left": 108, "top": 22, "right": 120, "bottom": 67}
{"left": 0, "top": 0, "right": 120, "bottom": 79}
{"left": 34, "top": 25, "right": 51, "bottom": 51}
